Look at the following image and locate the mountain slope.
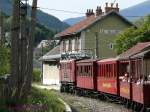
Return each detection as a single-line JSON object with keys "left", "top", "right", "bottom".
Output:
{"left": 120, "top": 0, "right": 150, "bottom": 21}
{"left": 64, "top": 0, "right": 150, "bottom": 25}
{"left": 0, "top": 0, "right": 69, "bottom": 31}
{"left": 63, "top": 16, "right": 85, "bottom": 26}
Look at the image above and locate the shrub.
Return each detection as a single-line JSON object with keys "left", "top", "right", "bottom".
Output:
{"left": 0, "top": 47, "right": 10, "bottom": 76}
{"left": 33, "top": 69, "right": 41, "bottom": 82}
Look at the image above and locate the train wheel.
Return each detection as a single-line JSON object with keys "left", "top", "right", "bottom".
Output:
{"left": 131, "top": 101, "right": 135, "bottom": 111}
{"left": 126, "top": 99, "right": 130, "bottom": 109}
{"left": 60, "top": 85, "right": 64, "bottom": 92}
{"left": 141, "top": 106, "right": 146, "bottom": 112}
{"left": 137, "top": 103, "right": 142, "bottom": 112}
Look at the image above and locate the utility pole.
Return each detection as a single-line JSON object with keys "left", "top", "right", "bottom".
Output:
{"left": 10, "top": 0, "right": 38, "bottom": 100}
{"left": 11, "top": 0, "right": 20, "bottom": 100}
{"left": 18, "top": 0, "right": 28, "bottom": 99}
{"left": 0, "top": 11, "right": 4, "bottom": 46}
{"left": 26, "top": 0, "right": 38, "bottom": 94}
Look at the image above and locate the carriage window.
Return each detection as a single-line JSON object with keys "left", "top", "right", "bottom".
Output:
{"left": 80, "top": 66, "right": 82, "bottom": 76}
{"left": 67, "top": 63, "right": 70, "bottom": 69}
{"left": 70, "top": 63, "right": 72, "bottom": 70}
{"left": 61, "top": 64, "right": 63, "bottom": 69}
{"left": 114, "top": 64, "right": 116, "bottom": 77}
{"left": 102, "top": 64, "right": 104, "bottom": 77}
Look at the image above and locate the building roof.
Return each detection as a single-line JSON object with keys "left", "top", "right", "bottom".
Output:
{"left": 39, "top": 45, "right": 61, "bottom": 61}
{"left": 55, "top": 15, "right": 95, "bottom": 38}
{"left": 98, "top": 58, "right": 118, "bottom": 62}
{"left": 118, "top": 42, "right": 150, "bottom": 59}
{"left": 55, "top": 11, "right": 135, "bottom": 38}
{"left": 76, "top": 59, "right": 97, "bottom": 63}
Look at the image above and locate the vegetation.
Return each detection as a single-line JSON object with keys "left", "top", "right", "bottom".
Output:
{"left": 114, "top": 15, "right": 150, "bottom": 54}
{"left": 33, "top": 69, "right": 41, "bottom": 82}
{"left": 0, "top": 46, "right": 10, "bottom": 76}
{"left": 0, "top": 87, "right": 65, "bottom": 112}
{"left": 1, "top": 0, "right": 69, "bottom": 31}
{"left": 3, "top": 15, "right": 57, "bottom": 46}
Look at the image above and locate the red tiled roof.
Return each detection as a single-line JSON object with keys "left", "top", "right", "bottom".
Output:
{"left": 55, "top": 11, "right": 135, "bottom": 38}
{"left": 55, "top": 15, "right": 95, "bottom": 38}
{"left": 119, "top": 42, "right": 150, "bottom": 59}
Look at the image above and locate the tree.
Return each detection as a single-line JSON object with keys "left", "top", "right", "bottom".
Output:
{"left": 114, "top": 15, "right": 150, "bottom": 54}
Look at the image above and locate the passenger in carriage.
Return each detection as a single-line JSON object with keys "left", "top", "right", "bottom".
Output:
{"left": 136, "top": 76, "right": 143, "bottom": 85}
{"left": 144, "top": 75, "right": 150, "bottom": 84}
{"left": 122, "top": 72, "right": 129, "bottom": 82}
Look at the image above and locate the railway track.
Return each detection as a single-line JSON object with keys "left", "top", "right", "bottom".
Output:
{"left": 57, "top": 92, "right": 132, "bottom": 112}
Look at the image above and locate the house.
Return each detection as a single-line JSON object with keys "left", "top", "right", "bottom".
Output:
{"left": 55, "top": 3, "right": 135, "bottom": 59}
{"left": 39, "top": 45, "right": 61, "bottom": 85}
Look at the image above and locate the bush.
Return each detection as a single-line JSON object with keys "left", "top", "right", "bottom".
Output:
{"left": 27, "top": 87, "right": 65, "bottom": 112}
{"left": 33, "top": 69, "right": 41, "bottom": 82}
{"left": 0, "top": 46, "right": 10, "bottom": 76}
{"left": 0, "top": 87, "right": 65, "bottom": 112}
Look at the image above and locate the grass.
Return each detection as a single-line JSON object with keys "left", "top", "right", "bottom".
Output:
{"left": 0, "top": 87, "right": 65, "bottom": 112}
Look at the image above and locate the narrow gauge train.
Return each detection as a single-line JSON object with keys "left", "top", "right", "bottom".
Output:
{"left": 59, "top": 51, "right": 150, "bottom": 112}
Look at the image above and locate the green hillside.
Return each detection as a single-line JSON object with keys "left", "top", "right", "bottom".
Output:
{"left": 0, "top": 0, "right": 69, "bottom": 31}
{"left": 2, "top": 12, "right": 56, "bottom": 46}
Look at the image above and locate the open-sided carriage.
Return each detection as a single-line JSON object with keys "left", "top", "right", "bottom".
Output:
{"left": 118, "top": 43, "right": 150, "bottom": 111}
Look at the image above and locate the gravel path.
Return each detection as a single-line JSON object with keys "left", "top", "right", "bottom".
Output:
{"left": 57, "top": 92, "right": 132, "bottom": 112}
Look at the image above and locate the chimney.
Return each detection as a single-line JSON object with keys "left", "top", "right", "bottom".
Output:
{"left": 106, "top": 2, "right": 108, "bottom": 7}
{"left": 116, "top": 3, "right": 119, "bottom": 12}
{"left": 105, "top": 2, "right": 119, "bottom": 13}
{"left": 111, "top": 3, "right": 113, "bottom": 7}
{"left": 86, "top": 9, "right": 95, "bottom": 17}
{"left": 96, "top": 6, "right": 102, "bottom": 17}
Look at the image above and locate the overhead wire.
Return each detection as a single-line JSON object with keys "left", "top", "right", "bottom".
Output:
{"left": 37, "top": 7, "right": 146, "bottom": 18}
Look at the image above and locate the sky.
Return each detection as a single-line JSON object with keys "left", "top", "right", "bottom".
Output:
{"left": 29, "top": 0, "right": 147, "bottom": 21}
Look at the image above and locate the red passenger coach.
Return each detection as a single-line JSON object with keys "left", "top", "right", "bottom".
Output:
{"left": 60, "top": 59, "right": 76, "bottom": 92}
{"left": 76, "top": 59, "right": 97, "bottom": 90}
{"left": 97, "top": 58, "right": 119, "bottom": 95}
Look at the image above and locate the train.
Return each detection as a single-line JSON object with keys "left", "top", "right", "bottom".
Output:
{"left": 59, "top": 49, "right": 150, "bottom": 112}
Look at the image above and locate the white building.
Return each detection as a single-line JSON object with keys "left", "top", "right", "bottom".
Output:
{"left": 39, "top": 45, "right": 60, "bottom": 85}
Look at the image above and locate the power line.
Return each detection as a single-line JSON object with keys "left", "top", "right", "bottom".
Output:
{"left": 38, "top": 7, "right": 85, "bottom": 15}
{"left": 113, "top": 0, "right": 117, "bottom": 5}
{"left": 36, "top": 7, "right": 146, "bottom": 18}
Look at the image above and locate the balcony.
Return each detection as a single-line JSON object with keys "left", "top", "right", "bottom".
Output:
{"left": 61, "top": 49, "right": 94, "bottom": 60}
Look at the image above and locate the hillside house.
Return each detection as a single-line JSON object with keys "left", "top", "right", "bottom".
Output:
{"left": 55, "top": 3, "right": 135, "bottom": 59}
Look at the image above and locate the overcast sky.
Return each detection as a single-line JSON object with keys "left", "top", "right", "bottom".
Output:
{"left": 29, "top": 0, "right": 147, "bottom": 20}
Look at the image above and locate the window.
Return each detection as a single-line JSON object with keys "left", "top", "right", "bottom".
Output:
{"left": 66, "top": 40, "right": 69, "bottom": 52}
{"left": 62, "top": 41, "right": 66, "bottom": 52}
{"left": 68, "top": 40, "right": 72, "bottom": 51}
{"left": 108, "top": 43, "right": 113, "bottom": 49}
{"left": 72, "top": 39, "right": 75, "bottom": 52}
